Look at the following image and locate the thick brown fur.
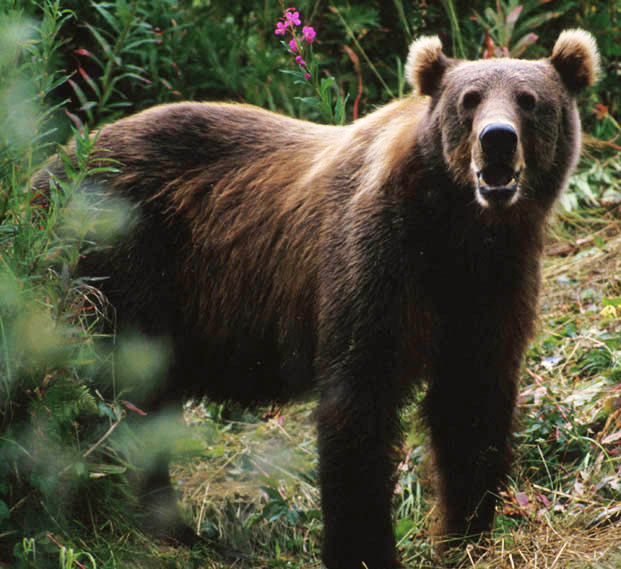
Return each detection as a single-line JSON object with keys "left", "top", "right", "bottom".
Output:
{"left": 32, "top": 30, "right": 599, "bottom": 569}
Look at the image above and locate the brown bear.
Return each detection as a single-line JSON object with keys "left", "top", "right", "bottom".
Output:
{"left": 32, "top": 29, "right": 599, "bottom": 569}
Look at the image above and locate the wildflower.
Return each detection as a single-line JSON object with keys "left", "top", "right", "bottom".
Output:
{"left": 285, "top": 10, "right": 301, "bottom": 26}
{"left": 273, "top": 8, "right": 314, "bottom": 81}
{"left": 274, "top": 21, "right": 288, "bottom": 35}
{"left": 302, "top": 26, "right": 316, "bottom": 43}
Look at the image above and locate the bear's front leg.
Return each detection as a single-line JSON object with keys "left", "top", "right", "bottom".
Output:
{"left": 316, "top": 378, "right": 403, "bottom": 569}
{"left": 424, "top": 344, "right": 520, "bottom": 551}
{"left": 315, "top": 199, "right": 410, "bottom": 568}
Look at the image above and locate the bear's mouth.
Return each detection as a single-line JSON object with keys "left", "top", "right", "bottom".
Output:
{"left": 476, "top": 164, "right": 520, "bottom": 206}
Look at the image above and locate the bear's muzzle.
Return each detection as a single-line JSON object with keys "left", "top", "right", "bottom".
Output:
{"left": 473, "top": 122, "right": 523, "bottom": 209}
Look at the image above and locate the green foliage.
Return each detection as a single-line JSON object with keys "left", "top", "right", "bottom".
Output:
{"left": 0, "top": 4, "right": 135, "bottom": 564}
{"left": 65, "top": 0, "right": 157, "bottom": 126}
{"left": 471, "top": 0, "right": 569, "bottom": 57}
{"left": 254, "top": 483, "right": 317, "bottom": 526}
{"left": 561, "top": 155, "right": 621, "bottom": 212}
{"left": 575, "top": 2, "right": 621, "bottom": 123}
{"left": 12, "top": 535, "right": 98, "bottom": 569}
{"left": 441, "top": 0, "right": 466, "bottom": 59}
{"left": 0, "top": 1, "right": 70, "bottom": 179}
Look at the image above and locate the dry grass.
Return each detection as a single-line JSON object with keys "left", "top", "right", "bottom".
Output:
{"left": 544, "top": 209, "right": 621, "bottom": 305}
{"left": 453, "top": 520, "right": 621, "bottom": 568}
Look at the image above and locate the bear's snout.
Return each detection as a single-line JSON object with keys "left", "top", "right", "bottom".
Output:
{"left": 472, "top": 121, "right": 523, "bottom": 210}
{"left": 479, "top": 123, "right": 517, "bottom": 162}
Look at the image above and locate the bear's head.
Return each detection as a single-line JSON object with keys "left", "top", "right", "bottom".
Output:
{"left": 406, "top": 30, "right": 600, "bottom": 212}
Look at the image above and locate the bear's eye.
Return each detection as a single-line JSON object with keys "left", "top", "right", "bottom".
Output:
{"left": 461, "top": 90, "right": 481, "bottom": 111}
{"left": 517, "top": 91, "right": 537, "bottom": 112}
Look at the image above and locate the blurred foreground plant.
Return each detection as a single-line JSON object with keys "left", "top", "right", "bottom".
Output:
{"left": 0, "top": 3, "right": 133, "bottom": 563}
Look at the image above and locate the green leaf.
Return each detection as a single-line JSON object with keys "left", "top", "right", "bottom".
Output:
{"left": 91, "top": 3, "right": 120, "bottom": 34}
{"left": 68, "top": 79, "right": 91, "bottom": 110}
{"left": 295, "top": 96, "right": 319, "bottom": 107}
{"left": 78, "top": 67, "right": 101, "bottom": 98}
{"left": 319, "top": 76, "right": 335, "bottom": 98}
{"left": 0, "top": 499, "right": 9, "bottom": 521}
{"left": 280, "top": 69, "right": 307, "bottom": 80}
{"left": 517, "top": 11, "right": 563, "bottom": 33}
{"left": 79, "top": 101, "right": 98, "bottom": 111}
{"left": 334, "top": 93, "right": 349, "bottom": 125}
{"left": 562, "top": 321, "right": 577, "bottom": 338}
{"left": 86, "top": 24, "right": 111, "bottom": 54}
{"left": 510, "top": 33, "right": 538, "bottom": 58}
{"left": 124, "top": 38, "right": 158, "bottom": 52}
{"left": 484, "top": 7, "right": 501, "bottom": 27}
{"left": 395, "top": 517, "right": 416, "bottom": 541}
{"left": 88, "top": 464, "right": 127, "bottom": 476}
{"left": 506, "top": 5, "right": 523, "bottom": 26}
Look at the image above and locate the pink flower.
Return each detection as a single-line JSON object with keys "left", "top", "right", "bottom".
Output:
{"left": 274, "top": 21, "right": 288, "bottom": 35}
{"left": 304, "top": 72, "right": 311, "bottom": 80}
{"left": 289, "top": 38, "right": 297, "bottom": 52}
{"left": 296, "top": 55, "right": 306, "bottom": 66}
{"left": 285, "top": 10, "right": 301, "bottom": 26}
{"left": 302, "top": 26, "right": 316, "bottom": 43}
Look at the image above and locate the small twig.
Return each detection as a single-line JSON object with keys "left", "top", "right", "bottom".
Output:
{"left": 46, "top": 533, "right": 88, "bottom": 569}
{"left": 343, "top": 45, "right": 363, "bottom": 121}
{"left": 466, "top": 544, "right": 476, "bottom": 567}
{"left": 526, "top": 367, "right": 546, "bottom": 385}
{"left": 83, "top": 415, "right": 121, "bottom": 457}
{"left": 532, "top": 483, "right": 601, "bottom": 507}
{"left": 598, "top": 407, "right": 621, "bottom": 443}
{"left": 196, "top": 482, "right": 210, "bottom": 535}
{"left": 550, "top": 540, "right": 569, "bottom": 569}
{"left": 559, "top": 340, "right": 581, "bottom": 376}
{"left": 249, "top": 458, "right": 271, "bottom": 478}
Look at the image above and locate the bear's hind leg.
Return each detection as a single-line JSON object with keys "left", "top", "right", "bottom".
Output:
{"left": 317, "top": 386, "right": 403, "bottom": 569}
{"left": 136, "top": 450, "right": 200, "bottom": 546}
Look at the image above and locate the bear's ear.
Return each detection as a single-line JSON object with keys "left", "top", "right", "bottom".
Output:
{"left": 550, "top": 29, "right": 600, "bottom": 94}
{"left": 405, "top": 36, "right": 450, "bottom": 96}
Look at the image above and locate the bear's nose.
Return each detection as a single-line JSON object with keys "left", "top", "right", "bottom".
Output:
{"left": 479, "top": 123, "right": 518, "bottom": 160}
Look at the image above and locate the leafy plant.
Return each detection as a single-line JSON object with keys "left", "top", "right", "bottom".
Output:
{"left": 575, "top": 1, "right": 621, "bottom": 130}
{"left": 65, "top": 0, "right": 157, "bottom": 127}
{"left": 561, "top": 156, "right": 621, "bottom": 212}
{"left": 472, "top": 0, "right": 568, "bottom": 57}
{"left": 0, "top": 3, "right": 133, "bottom": 561}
